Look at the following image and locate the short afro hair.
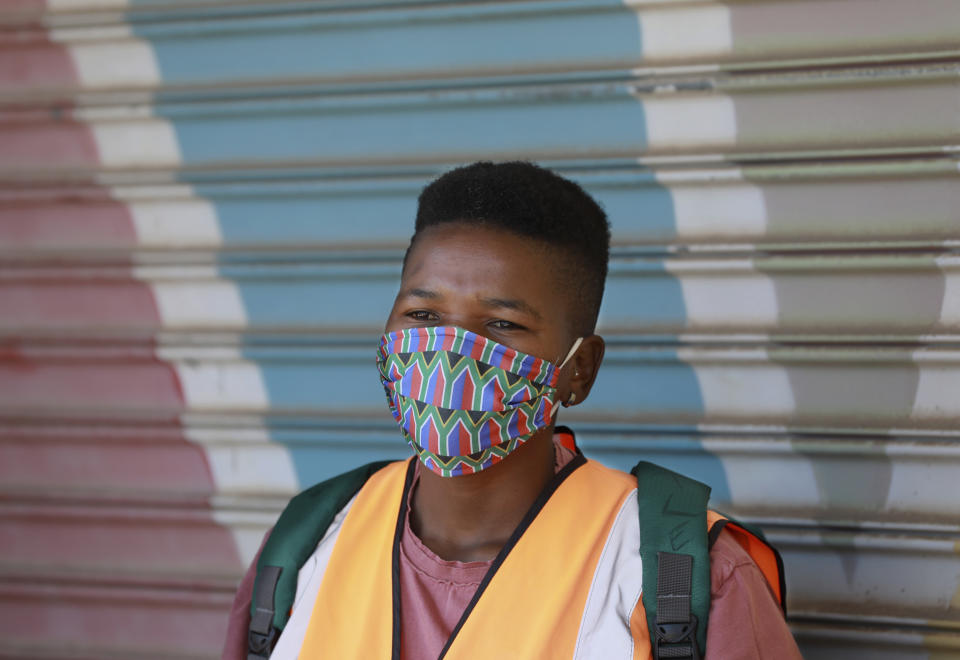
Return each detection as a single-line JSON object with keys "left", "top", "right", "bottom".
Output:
{"left": 408, "top": 161, "right": 610, "bottom": 335}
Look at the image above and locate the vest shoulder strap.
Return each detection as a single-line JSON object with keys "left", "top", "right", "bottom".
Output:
{"left": 247, "top": 460, "right": 394, "bottom": 660}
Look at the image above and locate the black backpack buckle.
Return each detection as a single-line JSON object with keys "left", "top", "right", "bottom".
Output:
{"left": 654, "top": 614, "right": 701, "bottom": 660}
{"left": 247, "top": 626, "right": 278, "bottom": 660}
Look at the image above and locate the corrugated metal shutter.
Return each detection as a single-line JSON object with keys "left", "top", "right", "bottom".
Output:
{"left": 2, "top": 1, "right": 958, "bottom": 657}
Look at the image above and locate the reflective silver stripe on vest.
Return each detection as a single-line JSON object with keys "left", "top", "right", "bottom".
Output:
{"left": 269, "top": 493, "right": 358, "bottom": 660}
{"left": 573, "top": 489, "right": 644, "bottom": 659}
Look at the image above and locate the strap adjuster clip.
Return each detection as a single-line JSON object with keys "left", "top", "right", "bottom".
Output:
{"left": 247, "top": 626, "right": 278, "bottom": 660}
{"left": 654, "top": 614, "right": 701, "bottom": 660}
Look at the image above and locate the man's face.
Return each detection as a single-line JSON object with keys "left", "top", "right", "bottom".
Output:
{"left": 385, "top": 222, "right": 578, "bottom": 367}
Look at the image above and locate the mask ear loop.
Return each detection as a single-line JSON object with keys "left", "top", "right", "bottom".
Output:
{"left": 557, "top": 337, "right": 584, "bottom": 370}
{"left": 552, "top": 337, "right": 584, "bottom": 418}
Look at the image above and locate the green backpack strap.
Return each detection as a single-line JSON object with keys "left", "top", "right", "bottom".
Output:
{"left": 247, "top": 460, "right": 394, "bottom": 660}
{"left": 631, "top": 461, "right": 712, "bottom": 660}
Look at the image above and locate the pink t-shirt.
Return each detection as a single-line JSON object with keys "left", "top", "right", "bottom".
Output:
{"left": 397, "top": 441, "right": 577, "bottom": 659}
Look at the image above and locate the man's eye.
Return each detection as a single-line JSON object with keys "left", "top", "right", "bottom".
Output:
{"left": 407, "top": 310, "right": 436, "bottom": 321}
{"left": 490, "top": 319, "right": 523, "bottom": 330}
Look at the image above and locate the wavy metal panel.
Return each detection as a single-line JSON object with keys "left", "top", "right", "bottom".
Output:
{"left": 1, "top": 1, "right": 958, "bottom": 658}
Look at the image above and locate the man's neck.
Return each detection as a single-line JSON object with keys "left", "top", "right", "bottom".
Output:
{"left": 409, "top": 429, "right": 557, "bottom": 562}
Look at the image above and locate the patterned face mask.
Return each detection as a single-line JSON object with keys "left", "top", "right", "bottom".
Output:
{"left": 376, "top": 326, "right": 582, "bottom": 477}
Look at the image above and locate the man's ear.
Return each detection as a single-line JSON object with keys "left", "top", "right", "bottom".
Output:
{"left": 564, "top": 334, "right": 605, "bottom": 407}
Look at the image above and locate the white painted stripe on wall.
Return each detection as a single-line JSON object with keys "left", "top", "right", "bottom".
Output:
{"left": 167, "top": 356, "right": 271, "bottom": 411}
{"left": 210, "top": 509, "right": 279, "bottom": 569}
{"left": 770, "top": 531, "right": 960, "bottom": 612}
{"left": 50, "top": 22, "right": 161, "bottom": 88}
{"left": 110, "top": 184, "right": 198, "bottom": 201}
{"left": 184, "top": 425, "right": 299, "bottom": 496}
{"left": 47, "top": 0, "right": 130, "bottom": 12}
{"left": 680, "top": 349, "right": 796, "bottom": 419}
{"left": 659, "top": 174, "right": 769, "bottom": 239}
{"left": 572, "top": 490, "right": 642, "bottom": 660}
{"left": 129, "top": 199, "right": 223, "bottom": 248}
{"left": 636, "top": 2, "right": 733, "bottom": 60}
{"left": 884, "top": 444, "right": 960, "bottom": 520}
{"left": 700, "top": 436, "right": 960, "bottom": 519}
{"left": 936, "top": 256, "right": 960, "bottom": 327}
{"left": 185, "top": 423, "right": 299, "bottom": 565}
{"left": 143, "top": 276, "right": 248, "bottom": 329}
{"left": 700, "top": 438, "right": 820, "bottom": 510}
{"left": 666, "top": 260, "right": 779, "bottom": 329}
{"left": 642, "top": 94, "right": 738, "bottom": 151}
{"left": 89, "top": 120, "right": 182, "bottom": 169}
{"left": 910, "top": 350, "right": 960, "bottom": 424}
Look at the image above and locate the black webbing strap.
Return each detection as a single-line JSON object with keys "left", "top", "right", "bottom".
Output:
{"left": 632, "top": 461, "right": 710, "bottom": 659}
{"left": 654, "top": 552, "right": 700, "bottom": 659}
{"left": 248, "top": 565, "right": 282, "bottom": 660}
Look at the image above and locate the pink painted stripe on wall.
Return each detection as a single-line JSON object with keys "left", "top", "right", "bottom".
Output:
{"left": 0, "top": 429, "right": 219, "bottom": 497}
{"left": 0, "top": 200, "right": 139, "bottom": 250}
{"left": 0, "top": 355, "right": 186, "bottom": 414}
{"left": 0, "top": 1, "right": 49, "bottom": 22}
{"left": 2, "top": 504, "right": 243, "bottom": 572}
{"left": 0, "top": 41, "right": 79, "bottom": 91}
{"left": 0, "top": 583, "right": 232, "bottom": 658}
{"left": 0, "top": 282, "right": 163, "bottom": 332}
{"left": 0, "top": 14, "right": 78, "bottom": 86}
{"left": 0, "top": 15, "right": 246, "bottom": 659}
{"left": 0, "top": 120, "right": 100, "bottom": 169}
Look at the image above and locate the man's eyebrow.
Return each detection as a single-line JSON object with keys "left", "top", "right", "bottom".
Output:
{"left": 479, "top": 296, "right": 543, "bottom": 320}
{"left": 397, "top": 287, "right": 441, "bottom": 300}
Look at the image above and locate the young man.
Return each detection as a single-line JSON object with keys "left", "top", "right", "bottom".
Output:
{"left": 223, "top": 162, "right": 802, "bottom": 659}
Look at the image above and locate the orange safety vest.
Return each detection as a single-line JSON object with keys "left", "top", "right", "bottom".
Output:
{"left": 300, "top": 455, "right": 642, "bottom": 658}
{"left": 267, "top": 455, "right": 783, "bottom": 659}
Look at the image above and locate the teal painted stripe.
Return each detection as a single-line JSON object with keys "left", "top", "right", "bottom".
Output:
{"left": 600, "top": 259, "right": 688, "bottom": 330}
{"left": 223, "top": 273, "right": 401, "bottom": 331}
{"left": 199, "top": 189, "right": 419, "bottom": 247}
{"left": 589, "top": 348, "right": 704, "bottom": 419}
{"left": 244, "top": 351, "right": 386, "bottom": 411}
{"left": 598, "top": 172, "right": 677, "bottom": 245}
{"left": 129, "top": 2, "right": 640, "bottom": 86}
{"left": 153, "top": 92, "right": 651, "bottom": 166}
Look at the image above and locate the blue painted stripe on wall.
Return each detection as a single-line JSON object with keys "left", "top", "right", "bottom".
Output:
{"left": 130, "top": 2, "right": 641, "bottom": 85}
{"left": 246, "top": 353, "right": 386, "bottom": 412}
{"left": 223, "top": 274, "right": 401, "bottom": 329}
{"left": 600, "top": 259, "right": 688, "bottom": 331}
{"left": 588, "top": 348, "right": 705, "bottom": 419}
{"left": 595, "top": 172, "right": 678, "bottom": 245}
{"left": 155, "top": 94, "right": 651, "bottom": 165}
{"left": 204, "top": 193, "right": 419, "bottom": 246}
